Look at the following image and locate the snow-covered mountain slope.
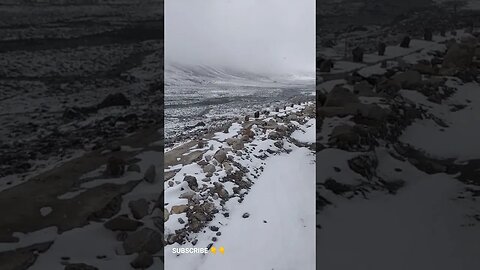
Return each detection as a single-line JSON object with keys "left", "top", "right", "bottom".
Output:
{"left": 165, "top": 63, "right": 314, "bottom": 87}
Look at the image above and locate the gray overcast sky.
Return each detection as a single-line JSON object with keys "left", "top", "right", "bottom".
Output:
{"left": 165, "top": 0, "right": 315, "bottom": 76}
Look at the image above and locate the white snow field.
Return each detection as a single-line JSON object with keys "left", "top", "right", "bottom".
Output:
{"left": 166, "top": 147, "right": 316, "bottom": 270}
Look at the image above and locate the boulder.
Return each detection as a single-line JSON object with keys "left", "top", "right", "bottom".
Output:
{"left": 130, "top": 252, "right": 153, "bottom": 269}
{"left": 184, "top": 175, "right": 198, "bottom": 190}
{"left": 128, "top": 199, "right": 149, "bottom": 219}
{"left": 442, "top": 43, "right": 475, "bottom": 69}
{"left": 214, "top": 149, "right": 227, "bottom": 163}
{"left": 324, "top": 86, "right": 359, "bottom": 107}
{"left": 171, "top": 205, "right": 188, "bottom": 214}
{"left": 392, "top": 70, "right": 422, "bottom": 88}
{"left": 104, "top": 215, "right": 143, "bottom": 231}
{"left": 123, "top": 228, "right": 163, "bottom": 255}
{"left": 203, "top": 164, "right": 216, "bottom": 174}
{"left": 143, "top": 165, "right": 156, "bottom": 183}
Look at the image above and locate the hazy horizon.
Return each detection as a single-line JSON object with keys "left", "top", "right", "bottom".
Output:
{"left": 165, "top": 0, "right": 315, "bottom": 77}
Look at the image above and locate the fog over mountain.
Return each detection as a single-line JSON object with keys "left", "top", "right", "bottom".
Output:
{"left": 165, "top": 0, "right": 315, "bottom": 77}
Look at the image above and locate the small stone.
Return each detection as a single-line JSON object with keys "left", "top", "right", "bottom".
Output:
{"left": 178, "top": 218, "right": 185, "bottom": 224}
{"left": 216, "top": 232, "right": 221, "bottom": 236}
{"left": 210, "top": 226, "right": 219, "bottom": 231}
{"left": 242, "top": 213, "right": 250, "bottom": 218}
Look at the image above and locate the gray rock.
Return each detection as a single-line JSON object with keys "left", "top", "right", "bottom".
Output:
{"left": 143, "top": 165, "right": 156, "bottom": 183}
{"left": 179, "top": 190, "right": 195, "bottom": 200}
{"left": 104, "top": 215, "right": 143, "bottom": 231}
{"left": 203, "top": 164, "right": 216, "bottom": 174}
{"left": 443, "top": 43, "right": 475, "bottom": 69}
{"left": 171, "top": 205, "right": 188, "bottom": 214}
{"left": 130, "top": 252, "right": 153, "bottom": 269}
{"left": 232, "top": 141, "right": 244, "bottom": 151}
{"left": 324, "top": 86, "right": 359, "bottom": 107}
{"left": 123, "top": 228, "right": 163, "bottom": 255}
{"left": 184, "top": 175, "right": 198, "bottom": 190}
{"left": 128, "top": 199, "right": 149, "bottom": 219}
{"left": 392, "top": 70, "right": 422, "bottom": 88}
{"left": 214, "top": 149, "right": 227, "bottom": 163}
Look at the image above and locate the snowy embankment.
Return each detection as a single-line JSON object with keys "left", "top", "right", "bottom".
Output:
{"left": 316, "top": 27, "right": 480, "bottom": 269}
{"left": 164, "top": 102, "right": 316, "bottom": 270}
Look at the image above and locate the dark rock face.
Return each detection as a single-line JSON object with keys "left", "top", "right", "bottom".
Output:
{"left": 400, "top": 36, "right": 411, "bottom": 48}
{"left": 254, "top": 111, "right": 260, "bottom": 118}
{"left": 352, "top": 47, "right": 364, "bottom": 62}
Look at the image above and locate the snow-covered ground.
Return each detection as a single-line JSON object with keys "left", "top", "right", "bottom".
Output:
{"left": 164, "top": 103, "right": 316, "bottom": 270}
{"left": 316, "top": 21, "right": 480, "bottom": 270}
